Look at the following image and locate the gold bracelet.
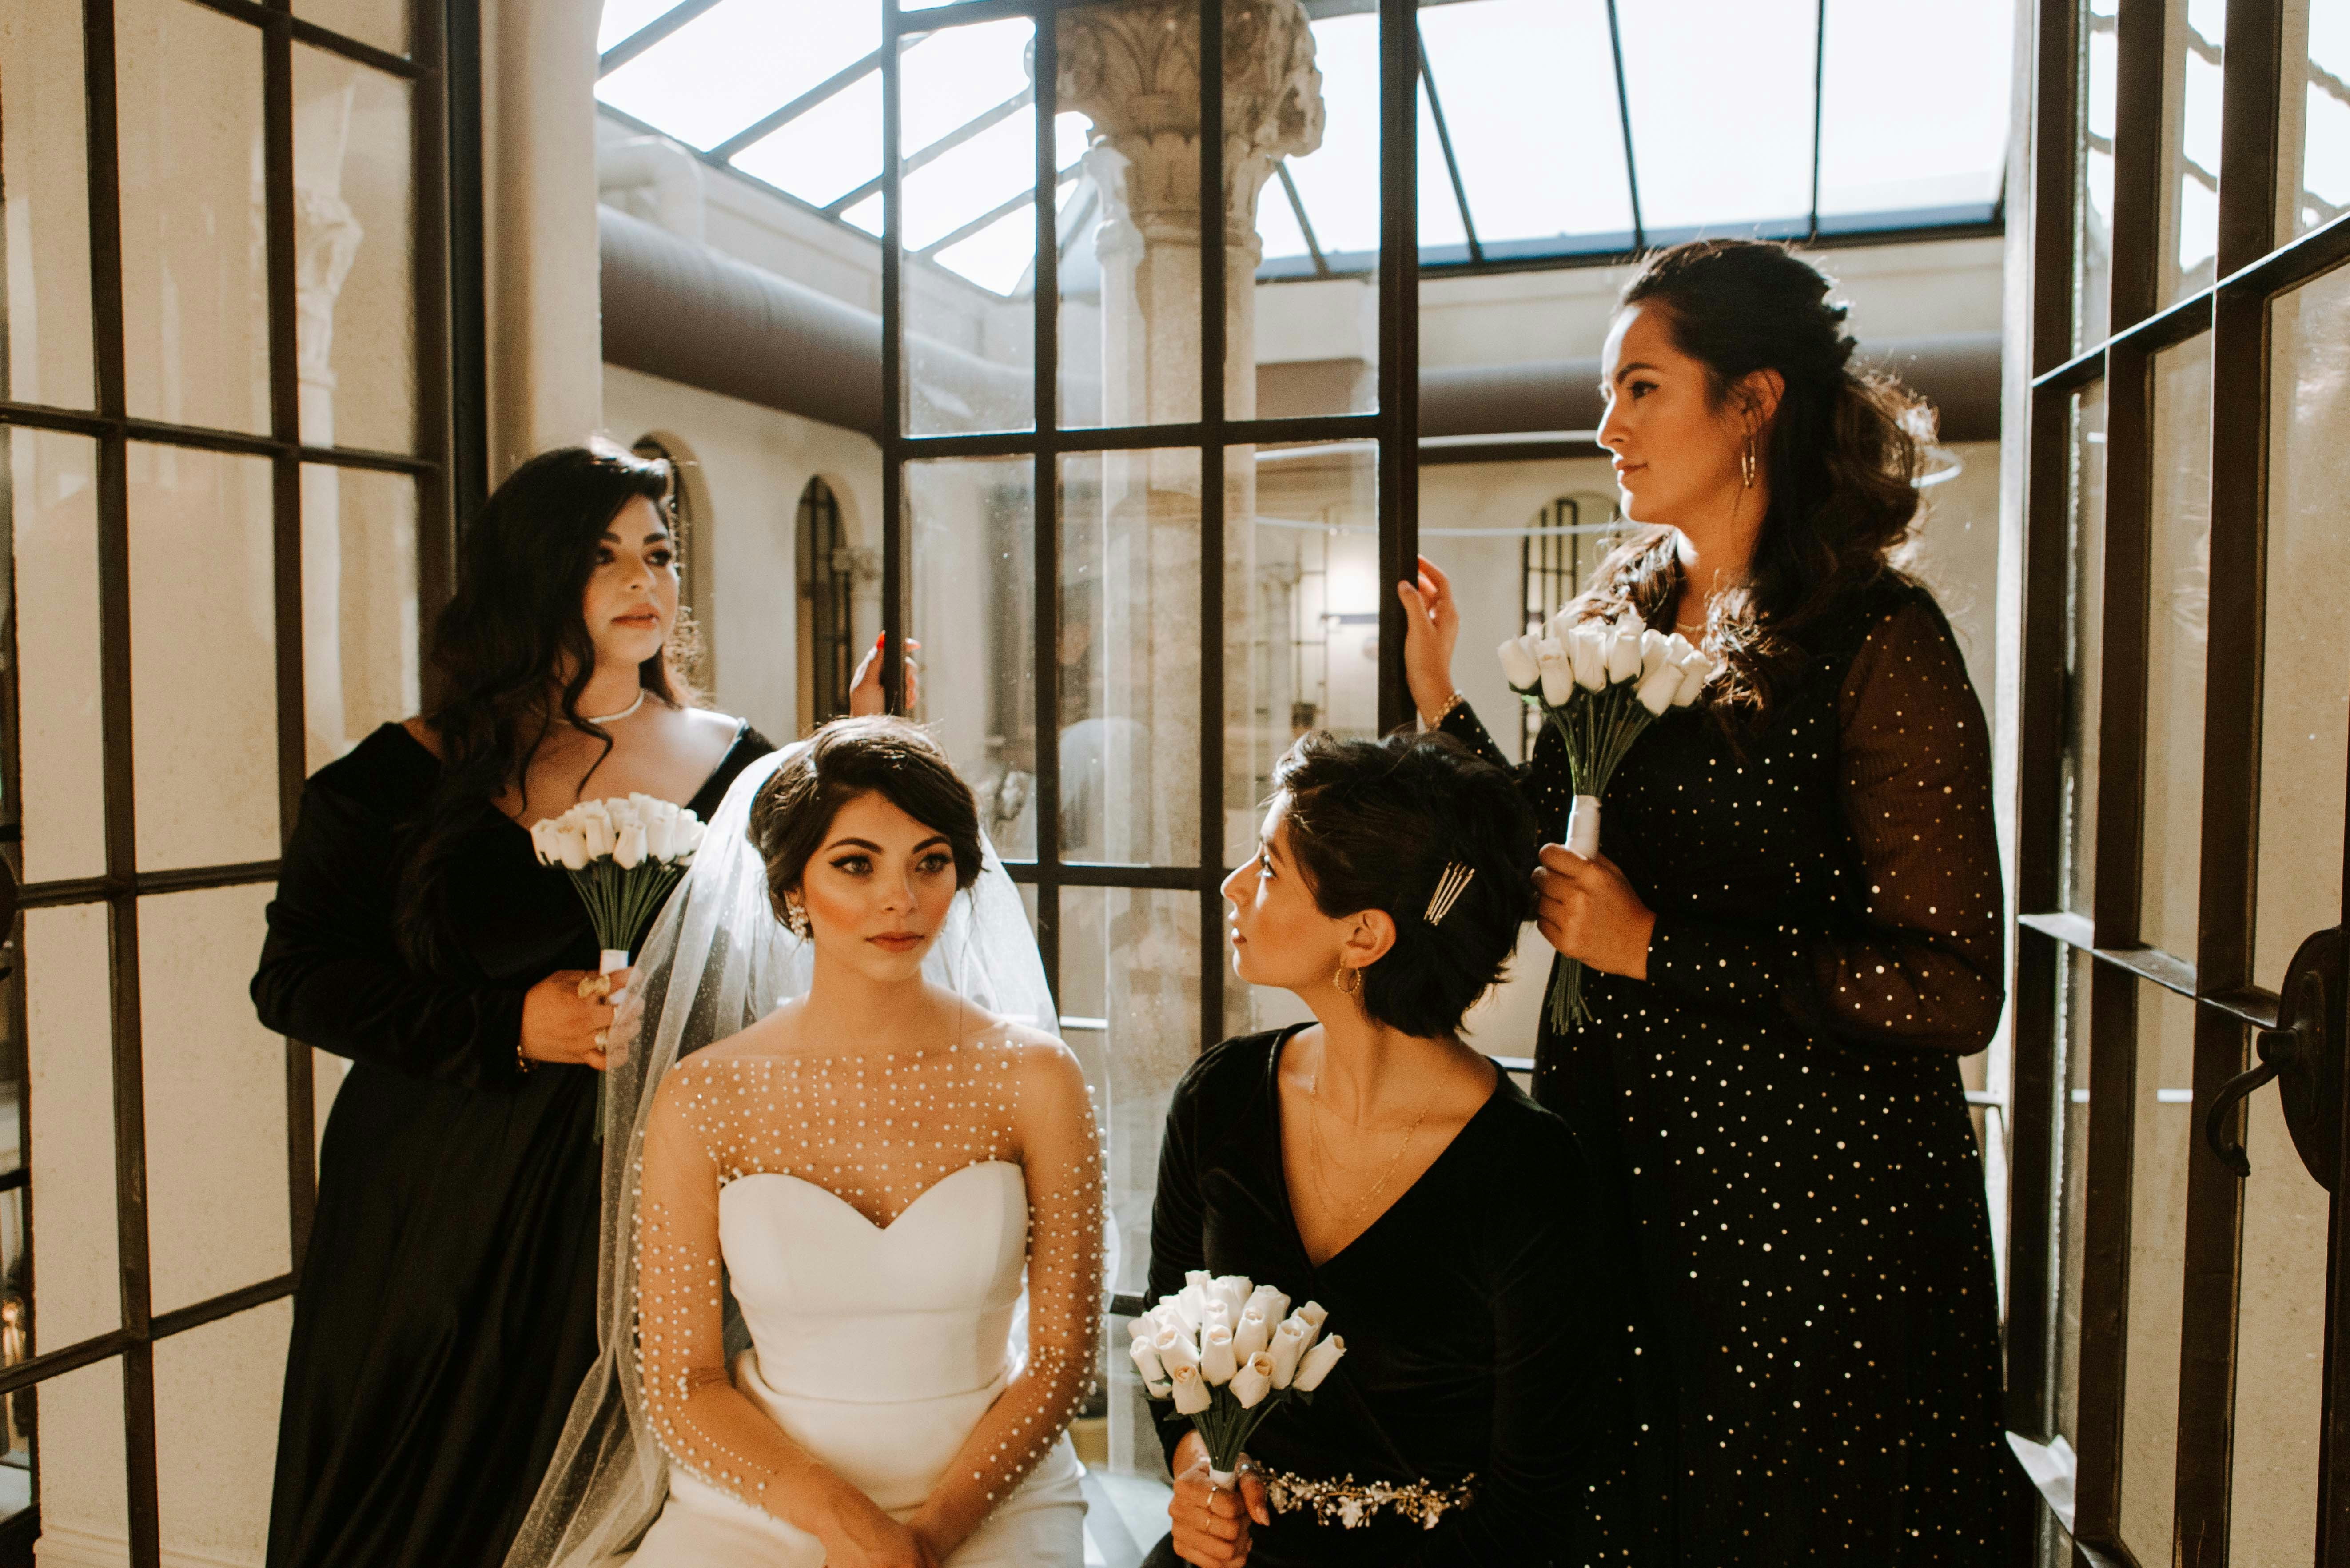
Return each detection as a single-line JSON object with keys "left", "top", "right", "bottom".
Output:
{"left": 1423, "top": 690, "right": 1467, "bottom": 728}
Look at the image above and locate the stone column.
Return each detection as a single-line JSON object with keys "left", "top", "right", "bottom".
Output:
{"left": 1052, "top": 0, "right": 1322, "bottom": 1480}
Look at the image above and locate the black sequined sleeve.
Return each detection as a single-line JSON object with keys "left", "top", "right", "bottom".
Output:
{"left": 1645, "top": 599, "right": 2005, "bottom": 1055}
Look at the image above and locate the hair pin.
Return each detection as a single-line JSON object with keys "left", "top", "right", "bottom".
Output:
{"left": 1424, "top": 862, "right": 1476, "bottom": 926}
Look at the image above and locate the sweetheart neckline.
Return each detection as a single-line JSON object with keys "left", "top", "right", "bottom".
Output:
{"left": 723, "top": 1159, "right": 1020, "bottom": 1236}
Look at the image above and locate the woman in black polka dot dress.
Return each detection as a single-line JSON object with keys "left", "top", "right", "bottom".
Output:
{"left": 1398, "top": 240, "right": 2018, "bottom": 1564}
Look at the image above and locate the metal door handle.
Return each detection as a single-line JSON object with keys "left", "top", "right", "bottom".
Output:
{"left": 2204, "top": 926, "right": 2345, "bottom": 1189}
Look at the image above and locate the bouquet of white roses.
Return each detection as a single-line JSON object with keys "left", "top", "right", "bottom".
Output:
{"left": 530, "top": 794, "right": 707, "bottom": 1137}
{"left": 1130, "top": 1271, "right": 1344, "bottom": 1491}
{"left": 1498, "top": 613, "right": 1713, "bottom": 1030}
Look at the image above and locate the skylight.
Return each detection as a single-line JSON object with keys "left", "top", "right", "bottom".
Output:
{"left": 596, "top": 0, "right": 2017, "bottom": 298}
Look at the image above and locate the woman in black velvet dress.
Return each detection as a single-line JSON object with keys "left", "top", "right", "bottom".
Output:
{"left": 1398, "top": 240, "right": 2016, "bottom": 1563}
{"left": 1144, "top": 732, "right": 1630, "bottom": 1568}
{"left": 254, "top": 443, "right": 783, "bottom": 1568}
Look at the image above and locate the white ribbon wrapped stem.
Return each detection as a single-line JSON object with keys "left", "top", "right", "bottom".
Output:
{"left": 600, "top": 949, "right": 630, "bottom": 976}
{"left": 1565, "top": 795, "right": 1601, "bottom": 860}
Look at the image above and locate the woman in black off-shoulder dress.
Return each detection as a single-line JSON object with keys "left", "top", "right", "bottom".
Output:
{"left": 255, "top": 444, "right": 783, "bottom": 1568}
{"left": 1399, "top": 242, "right": 2018, "bottom": 1563}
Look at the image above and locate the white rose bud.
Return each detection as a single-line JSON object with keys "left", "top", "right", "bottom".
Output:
{"left": 1128, "top": 1314, "right": 1155, "bottom": 1342}
{"left": 1293, "top": 1301, "right": 1330, "bottom": 1338}
{"left": 1671, "top": 649, "right": 1713, "bottom": 708}
{"left": 677, "top": 818, "right": 706, "bottom": 857}
{"left": 1639, "top": 628, "right": 1671, "bottom": 681}
{"left": 1635, "top": 661, "right": 1682, "bottom": 716}
{"left": 1129, "top": 1337, "right": 1170, "bottom": 1394}
{"left": 1231, "top": 1352, "right": 1276, "bottom": 1410}
{"left": 1267, "top": 1318, "right": 1312, "bottom": 1388}
{"left": 580, "top": 810, "right": 613, "bottom": 860}
{"left": 1201, "top": 1323, "right": 1238, "bottom": 1385}
{"left": 1170, "top": 1363, "right": 1211, "bottom": 1416}
{"left": 556, "top": 823, "right": 592, "bottom": 872}
{"left": 1202, "top": 1300, "right": 1233, "bottom": 1337}
{"left": 614, "top": 821, "right": 648, "bottom": 869}
{"left": 644, "top": 809, "right": 676, "bottom": 861}
{"left": 1605, "top": 623, "right": 1644, "bottom": 683}
{"left": 1536, "top": 637, "right": 1575, "bottom": 705}
{"left": 529, "top": 820, "right": 561, "bottom": 866}
{"left": 1570, "top": 624, "right": 1608, "bottom": 691}
{"left": 1545, "top": 606, "right": 1577, "bottom": 644}
{"left": 1293, "top": 1333, "right": 1347, "bottom": 1392}
{"left": 1245, "top": 1285, "right": 1291, "bottom": 1326}
{"left": 1663, "top": 631, "right": 1698, "bottom": 666}
{"left": 1154, "top": 1327, "right": 1199, "bottom": 1377}
{"left": 1497, "top": 635, "right": 1541, "bottom": 692}
{"left": 1213, "top": 1275, "right": 1252, "bottom": 1317}
{"left": 1232, "top": 1305, "right": 1272, "bottom": 1363}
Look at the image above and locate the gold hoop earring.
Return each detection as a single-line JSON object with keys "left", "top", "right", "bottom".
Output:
{"left": 1739, "top": 435, "right": 1758, "bottom": 490}
{"left": 1334, "top": 963, "right": 1361, "bottom": 996}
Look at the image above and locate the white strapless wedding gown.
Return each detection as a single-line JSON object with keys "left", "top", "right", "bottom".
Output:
{"left": 625, "top": 1161, "right": 1086, "bottom": 1566}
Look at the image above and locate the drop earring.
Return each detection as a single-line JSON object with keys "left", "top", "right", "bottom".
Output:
{"left": 1739, "top": 434, "right": 1758, "bottom": 489}
{"left": 783, "top": 893, "right": 809, "bottom": 937}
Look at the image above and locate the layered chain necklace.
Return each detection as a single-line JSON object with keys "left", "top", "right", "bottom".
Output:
{"left": 1305, "top": 1051, "right": 1430, "bottom": 1235}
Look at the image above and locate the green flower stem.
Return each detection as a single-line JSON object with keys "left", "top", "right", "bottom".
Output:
{"left": 1537, "top": 682, "right": 1664, "bottom": 1031}
{"left": 560, "top": 856, "right": 692, "bottom": 1142}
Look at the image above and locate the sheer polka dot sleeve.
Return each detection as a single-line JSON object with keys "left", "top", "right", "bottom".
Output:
{"left": 633, "top": 1066, "right": 834, "bottom": 1524}
{"left": 1644, "top": 598, "right": 2003, "bottom": 1055}
{"left": 908, "top": 1044, "right": 1103, "bottom": 1552}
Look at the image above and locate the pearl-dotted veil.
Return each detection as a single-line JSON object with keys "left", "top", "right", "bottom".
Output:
{"left": 502, "top": 740, "right": 1091, "bottom": 1567}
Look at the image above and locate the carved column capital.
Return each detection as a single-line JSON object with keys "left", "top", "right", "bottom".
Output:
{"left": 1052, "top": 0, "right": 1324, "bottom": 245}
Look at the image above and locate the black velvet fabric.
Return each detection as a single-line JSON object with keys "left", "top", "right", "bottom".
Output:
{"left": 1145, "top": 1028, "right": 1634, "bottom": 1568}
{"left": 1441, "top": 580, "right": 2018, "bottom": 1564}
{"left": 255, "top": 721, "right": 773, "bottom": 1568}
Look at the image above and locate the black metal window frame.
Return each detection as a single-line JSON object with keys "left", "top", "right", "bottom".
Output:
{"left": 870, "top": 0, "right": 1419, "bottom": 1319}
{"left": 1, "top": 2, "right": 482, "bottom": 1560}
{"left": 2004, "top": 0, "right": 2350, "bottom": 1560}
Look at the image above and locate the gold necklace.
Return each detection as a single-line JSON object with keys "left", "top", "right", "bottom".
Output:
{"left": 1306, "top": 1069, "right": 1431, "bottom": 1234}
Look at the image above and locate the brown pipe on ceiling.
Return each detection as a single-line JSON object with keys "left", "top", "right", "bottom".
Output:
{"left": 601, "top": 207, "right": 2002, "bottom": 448}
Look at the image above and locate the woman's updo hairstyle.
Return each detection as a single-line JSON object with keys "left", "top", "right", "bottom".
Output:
{"left": 1272, "top": 732, "right": 1537, "bottom": 1039}
{"left": 748, "top": 717, "right": 984, "bottom": 927}
{"left": 1585, "top": 238, "right": 1932, "bottom": 721}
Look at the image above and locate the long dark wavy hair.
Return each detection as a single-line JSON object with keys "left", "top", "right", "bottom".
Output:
{"left": 396, "top": 441, "right": 698, "bottom": 971}
{"left": 1576, "top": 239, "right": 1932, "bottom": 723}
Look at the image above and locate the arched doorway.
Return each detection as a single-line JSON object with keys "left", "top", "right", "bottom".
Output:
{"left": 796, "top": 477, "right": 855, "bottom": 733}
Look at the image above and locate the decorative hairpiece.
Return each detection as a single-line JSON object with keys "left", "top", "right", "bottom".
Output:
{"left": 1423, "top": 862, "right": 1476, "bottom": 926}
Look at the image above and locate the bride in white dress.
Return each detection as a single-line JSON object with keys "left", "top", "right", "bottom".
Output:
{"left": 506, "top": 718, "right": 1101, "bottom": 1568}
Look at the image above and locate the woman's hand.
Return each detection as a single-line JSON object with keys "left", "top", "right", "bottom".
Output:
{"left": 848, "top": 634, "right": 922, "bottom": 716}
{"left": 1168, "top": 1432, "right": 1271, "bottom": 1567}
{"left": 1394, "top": 555, "right": 1462, "bottom": 725}
{"left": 816, "top": 1483, "right": 942, "bottom": 1568}
{"left": 1533, "top": 846, "right": 1656, "bottom": 979}
{"left": 518, "top": 967, "right": 629, "bottom": 1069}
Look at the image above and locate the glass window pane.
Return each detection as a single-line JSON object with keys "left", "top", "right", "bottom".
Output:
{"left": 901, "top": 18, "right": 1036, "bottom": 435}
{"left": 142, "top": 885, "right": 289, "bottom": 1316}
{"left": 907, "top": 456, "right": 1035, "bottom": 860}
{"left": 729, "top": 68, "right": 881, "bottom": 210}
{"left": 2229, "top": 1045, "right": 2328, "bottom": 1564}
{"left": 301, "top": 464, "right": 420, "bottom": 771}
{"left": 10, "top": 430, "right": 107, "bottom": 884}
{"left": 1062, "top": 883, "right": 1195, "bottom": 1480}
{"left": 1269, "top": 10, "right": 1380, "bottom": 263}
{"left": 1616, "top": 0, "right": 1816, "bottom": 235}
{"left": 1816, "top": 0, "right": 2014, "bottom": 228}
{"left": 294, "top": 0, "right": 407, "bottom": 57}
{"left": 128, "top": 443, "right": 281, "bottom": 872}
{"left": 2139, "top": 334, "right": 2212, "bottom": 959}
{"left": 2052, "top": 945, "right": 2094, "bottom": 1447}
{"left": 0, "top": 0, "right": 97, "bottom": 409}
{"left": 597, "top": 0, "right": 683, "bottom": 55}
{"left": 1057, "top": 450, "right": 1200, "bottom": 867}
{"left": 2063, "top": 383, "right": 2107, "bottom": 919}
{"left": 2079, "top": 0, "right": 2119, "bottom": 349}
{"left": 1414, "top": 83, "right": 1467, "bottom": 259}
{"left": 2118, "top": 982, "right": 2195, "bottom": 1559}
{"left": 2286, "top": 0, "right": 2350, "bottom": 237}
{"left": 24, "top": 903, "right": 119, "bottom": 1349}
{"left": 2167, "top": 0, "right": 2225, "bottom": 301}
{"left": 294, "top": 48, "right": 417, "bottom": 454}
{"left": 1416, "top": 0, "right": 1634, "bottom": 254}
{"left": 596, "top": 0, "right": 880, "bottom": 153}
{"left": 117, "top": 0, "right": 271, "bottom": 436}
{"left": 34, "top": 1357, "right": 126, "bottom": 1545}
{"left": 155, "top": 1297, "right": 289, "bottom": 1560}
{"left": 2255, "top": 267, "right": 2350, "bottom": 989}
